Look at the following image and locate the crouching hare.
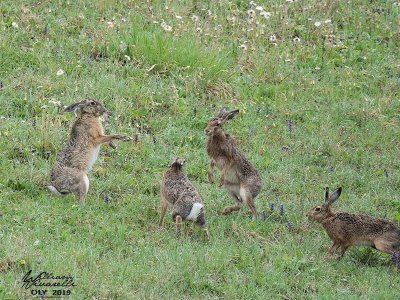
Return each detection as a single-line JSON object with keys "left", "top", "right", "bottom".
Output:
{"left": 160, "top": 157, "right": 209, "bottom": 239}
{"left": 205, "top": 109, "right": 261, "bottom": 219}
{"left": 48, "top": 98, "right": 131, "bottom": 204}
{"left": 307, "top": 187, "right": 400, "bottom": 259}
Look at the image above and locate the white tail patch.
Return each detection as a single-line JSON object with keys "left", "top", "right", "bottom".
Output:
{"left": 186, "top": 202, "right": 203, "bottom": 221}
{"left": 47, "top": 185, "right": 62, "bottom": 196}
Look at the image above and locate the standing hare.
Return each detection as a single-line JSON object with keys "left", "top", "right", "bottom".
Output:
{"left": 160, "top": 157, "right": 209, "bottom": 238}
{"left": 48, "top": 98, "right": 131, "bottom": 204}
{"left": 307, "top": 187, "right": 400, "bottom": 259}
{"left": 205, "top": 109, "right": 261, "bottom": 219}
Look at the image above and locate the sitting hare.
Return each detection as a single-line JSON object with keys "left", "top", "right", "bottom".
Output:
{"left": 160, "top": 157, "right": 209, "bottom": 238}
{"left": 48, "top": 98, "right": 131, "bottom": 204}
{"left": 204, "top": 109, "right": 261, "bottom": 219}
{"left": 307, "top": 187, "right": 400, "bottom": 258}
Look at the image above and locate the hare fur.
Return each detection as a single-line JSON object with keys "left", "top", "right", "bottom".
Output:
{"left": 307, "top": 187, "right": 400, "bottom": 258}
{"left": 205, "top": 109, "right": 262, "bottom": 219}
{"left": 48, "top": 98, "right": 131, "bottom": 204}
{"left": 160, "top": 157, "right": 209, "bottom": 238}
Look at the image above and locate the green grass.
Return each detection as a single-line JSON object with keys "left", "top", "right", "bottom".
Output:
{"left": 1, "top": 0, "right": 400, "bottom": 299}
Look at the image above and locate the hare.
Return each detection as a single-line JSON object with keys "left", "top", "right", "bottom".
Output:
{"left": 204, "top": 109, "right": 261, "bottom": 219}
{"left": 307, "top": 187, "right": 400, "bottom": 259}
{"left": 48, "top": 98, "right": 131, "bottom": 204}
{"left": 160, "top": 157, "right": 209, "bottom": 238}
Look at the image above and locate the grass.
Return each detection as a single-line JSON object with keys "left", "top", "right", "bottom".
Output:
{"left": 1, "top": 0, "right": 400, "bottom": 299}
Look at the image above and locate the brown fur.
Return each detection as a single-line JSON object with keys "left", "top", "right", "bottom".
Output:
{"left": 307, "top": 187, "right": 400, "bottom": 258}
{"left": 204, "top": 109, "right": 261, "bottom": 219}
{"left": 160, "top": 157, "right": 209, "bottom": 238}
{"left": 48, "top": 98, "right": 131, "bottom": 204}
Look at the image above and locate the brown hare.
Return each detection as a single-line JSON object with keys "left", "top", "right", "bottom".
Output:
{"left": 48, "top": 98, "right": 131, "bottom": 204}
{"left": 204, "top": 109, "right": 261, "bottom": 220}
{"left": 307, "top": 187, "right": 400, "bottom": 259}
{"left": 160, "top": 157, "right": 209, "bottom": 238}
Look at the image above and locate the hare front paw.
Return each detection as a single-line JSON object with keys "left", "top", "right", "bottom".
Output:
{"left": 208, "top": 173, "right": 214, "bottom": 184}
{"left": 116, "top": 135, "right": 131, "bottom": 142}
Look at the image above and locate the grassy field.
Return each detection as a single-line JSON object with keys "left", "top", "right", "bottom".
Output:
{"left": 1, "top": 0, "right": 400, "bottom": 299}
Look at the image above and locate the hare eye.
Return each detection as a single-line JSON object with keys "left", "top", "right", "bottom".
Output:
{"left": 315, "top": 207, "right": 321, "bottom": 212}
{"left": 90, "top": 101, "right": 96, "bottom": 106}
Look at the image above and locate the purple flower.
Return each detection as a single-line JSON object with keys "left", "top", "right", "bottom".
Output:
{"left": 265, "top": 108, "right": 271, "bottom": 117}
{"left": 256, "top": 107, "right": 261, "bottom": 114}
{"left": 280, "top": 204, "right": 285, "bottom": 216}
{"left": 261, "top": 210, "right": 266, "bottom": 220}
{"left": 329, "top": 166, "right": 335, "bottom": 172}
{"left": 390, "top": 252, "right": 400, "bottom": 272}
{"left": 270, "top": 203, "right": 275, "bottom": 213}
{"left": 384, "top": 169, "right": 389, "bottom": 177}
{"left": 288, "top": 119, "right": 293, "bottom": 133}
{"left": 287, "top": 221, "right": 293, "bottom": 231}
{"left": 282, "top": 146, "right": 289, "bottom": 152}
{"left": 396, "top": 252, "right": 400, "bottom": 273}
{"left": 103, "top": 195, "right": 111, "bottom": 203}
{"left": 249, "top": 127, "right": 255, "bottom": 135}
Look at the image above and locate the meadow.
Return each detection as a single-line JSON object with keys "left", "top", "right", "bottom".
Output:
{"left": 1, "top": 0, "right": 400, "bottom": 299}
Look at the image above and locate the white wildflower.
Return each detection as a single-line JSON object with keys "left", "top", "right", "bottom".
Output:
{"left": 175, "top": 15, "right": 182, "bottom": 20}
{"left": 124, "top": 55, "right": 131, "bottom": 61}
{"left": 161, "top": 21, "right": 172, "bottom": 32}
{"left": 293, "top": 36, "right": 301, "bottom": 43}
{"left": 41, "top": 105, "right": 48, "bottom": 109}
{"left": 255, "top": 6, "right": 264, "bottom": 11}
{"left": 196, "top": 27, "right": 203, "bottom": 34}
{"left": 107, "top": 21, "right": 114, "bottom": 28}
{"left": 324, "top": 19, "right": 332, "bottom": 24}
{"left": 34, "top": 240, "right": 40, "bottom": 246}
{"left": 56, "top": 69, "right": 64, "bottom": 76}
{"left": 191, "top": 15, "right": 199, "bottom": 22}
{"left": 49, "top": 100, "right": 61, "bottom": 107}
{"left": 119, "top": 41, "right": 127, "bottom": 52}
{"left": 314, "top": 21, "right": 322, "bottom": 27}
{"left": 260, "top": 11, "right": 272, "bottom": 19}
{"left": 12, "top": 22, "right": 19, "bottom": 28}
{"left": 239, "top": 44, "right": 247, "bottom": 50}
{"left": 286, "top": 0, "right": 294, "bottom": 2}
{"left": 208, "top": 10, "right": 212, "bottom": 16}
{"left": 247, "top": 9, "right": 256, "bottom": 18}
{"left": 250, "top": 1, "right": 256, "bottom": 6}
{"left": 269, "top": 35, "right": 277, "bottom": 42}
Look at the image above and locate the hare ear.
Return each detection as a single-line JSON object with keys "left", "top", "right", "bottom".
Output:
{"left": 328, "top": 187, "right": 342, "bottom": 204}
{"left": 324, "top": 187, "right": 330, "bottom": 202}
{"left": 223, "top": 109, "right": 239, "bottom": 121}
{"left": 62, "top": 101, "right": 86, "bottom": 113}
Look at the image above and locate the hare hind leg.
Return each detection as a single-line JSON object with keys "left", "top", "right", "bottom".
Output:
{"left": 222, "top": 182, "right": 242, "bottom": 215}
{"left": 159, "top": 195, "right": 168, "bottom": 227}
{"left": 175, "top": 215, "right": 183, "bottom": 235}
{"left": 240, "top": 186, "right": 257, "bottom": 220}
{"left": 50, "top": 167, "right": 88, "bottom": 203}
{"left": 77, "top": 173, "right": 89, "bottom": 204}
